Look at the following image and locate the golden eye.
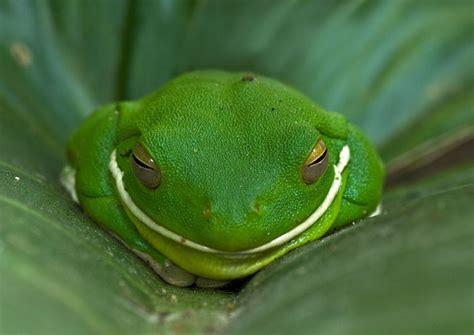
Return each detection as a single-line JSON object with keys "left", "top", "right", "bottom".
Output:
{"left": 302, "top": 140, "right": 329, "bottom": 185}
{"left": 131, "top": 144, "right": 161, "bottom": 189}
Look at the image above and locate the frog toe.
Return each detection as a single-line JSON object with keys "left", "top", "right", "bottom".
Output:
{"left": 132, "top": 249, "right": 196, "bottom": 287}
{"left": 160, "top": 263, "right": 197, "bottom": 287}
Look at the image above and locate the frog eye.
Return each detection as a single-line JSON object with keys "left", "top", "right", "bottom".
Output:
{"left": 302, "top": 140, "right": 329, "bottom": 185}
{"left": 131, "top": 144, "right": 161, "bottom": 189}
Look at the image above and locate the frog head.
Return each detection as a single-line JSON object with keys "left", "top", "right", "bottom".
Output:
{"left": 110, "top": 71, "right": 383, "bottom": 278}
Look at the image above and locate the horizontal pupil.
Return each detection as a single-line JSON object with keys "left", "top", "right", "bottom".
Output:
{"left": 132, "top": 154, "right": 153, "bottom": 170}
{"left": 308, "top": 149, "right": 327, "bottom": 166}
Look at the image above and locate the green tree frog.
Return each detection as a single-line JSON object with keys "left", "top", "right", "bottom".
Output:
{"left": 62, "top": 71, "right": 384, "bottom": 287}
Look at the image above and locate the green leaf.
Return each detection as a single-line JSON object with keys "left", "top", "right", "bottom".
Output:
{"left": 1, "top": 0, "right": 472, "bottom": 334}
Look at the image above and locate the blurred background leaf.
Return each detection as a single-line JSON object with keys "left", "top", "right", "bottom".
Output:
{"left": 0, "top": 0, "right": 472, "bottom": 334}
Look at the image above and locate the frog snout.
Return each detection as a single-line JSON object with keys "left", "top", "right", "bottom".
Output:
{"left": 195, "top": 198, "right": 271, "bottom": 251}
{"left": 201, "top": 199, "right": 265, "bottom": 223}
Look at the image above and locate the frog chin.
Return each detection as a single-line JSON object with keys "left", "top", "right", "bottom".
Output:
{"left": 109, "top": 145, "right": 350, "bottom": 256}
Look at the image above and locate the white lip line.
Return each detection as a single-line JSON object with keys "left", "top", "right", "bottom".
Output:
{"left": 109, "top": 145, "right": 350, "bottom": 255}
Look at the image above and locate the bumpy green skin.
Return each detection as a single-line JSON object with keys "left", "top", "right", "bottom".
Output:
{"left": 67, "top": 71, "right": 384, "bottom": 281}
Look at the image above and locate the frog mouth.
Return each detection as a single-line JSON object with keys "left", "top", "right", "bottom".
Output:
{"left": 109, "top": 145, "right": 350, "bottom": 255}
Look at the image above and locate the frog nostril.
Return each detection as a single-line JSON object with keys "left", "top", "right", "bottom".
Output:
{"left": 202, "top": 203, "right": 212, "bottom": 221}
{"left": 252, "top": 201, "right": 263, "bottom": 216}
